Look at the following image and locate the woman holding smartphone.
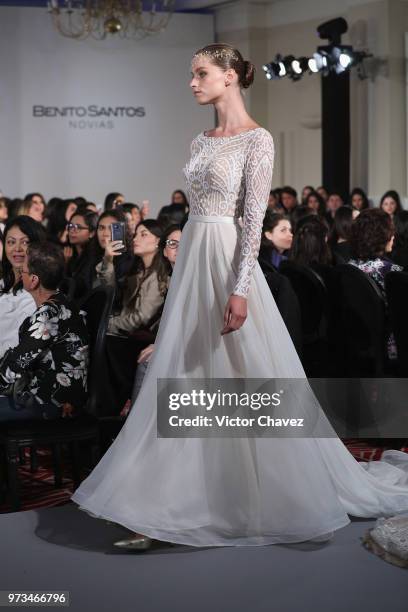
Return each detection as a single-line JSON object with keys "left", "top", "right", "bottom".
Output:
{"left": 100, "top": 219, "right": 170, "bottom": 411}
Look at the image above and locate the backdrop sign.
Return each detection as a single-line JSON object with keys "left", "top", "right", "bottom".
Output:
{"left": 0, "top": 7, "right": 213, "bottom": 211}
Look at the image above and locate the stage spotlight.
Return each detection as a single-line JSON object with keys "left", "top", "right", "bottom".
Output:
{"left": 308, "top": 57, "right": 319, "bottom": 72}
{"left": 278, "top": 61, "right": 286, "bottom": 77}
{"left": 291, "top": 59, "right": 302, "bottom": 75}
{"left": 262, "top": 64, "right": 269, "bottom": 72}
{"left": 339, "top": 53, "right": 352, "bottom": 68}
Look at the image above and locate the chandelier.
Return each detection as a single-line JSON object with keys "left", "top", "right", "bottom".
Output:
{"left": 47, "top": 0, "right": 176, "bottom": 40}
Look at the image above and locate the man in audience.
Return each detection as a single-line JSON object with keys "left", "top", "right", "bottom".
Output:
{"left": 0, "top": 242, "right": 89, "bottom": 421}
{"left": 281, "top": 186, "right": 299, "bottom": 213}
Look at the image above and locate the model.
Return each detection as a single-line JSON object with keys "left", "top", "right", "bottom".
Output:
{"left": 72, "top": 44, "right": 408, "bottom": 549}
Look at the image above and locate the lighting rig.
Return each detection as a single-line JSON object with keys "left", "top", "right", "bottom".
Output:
{"left": 263, "top": 18, "right": 372, "bottom": 82}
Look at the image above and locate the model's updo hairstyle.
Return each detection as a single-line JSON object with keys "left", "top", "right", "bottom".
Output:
{"left": 194, "top": 43, "right": 255, "bottom": 89}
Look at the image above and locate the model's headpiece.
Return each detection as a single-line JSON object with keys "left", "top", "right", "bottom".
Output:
{"left": 192, "top": 48, "right": 239, "bottom": 64}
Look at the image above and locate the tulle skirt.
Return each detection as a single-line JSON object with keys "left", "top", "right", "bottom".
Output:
{"left": 72, "top": 215, "right": 408, "bottom": 546}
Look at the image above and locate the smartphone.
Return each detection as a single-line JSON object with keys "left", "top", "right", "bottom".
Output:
{"left": 111, "top": 222, "right": 125, "bottom": 251}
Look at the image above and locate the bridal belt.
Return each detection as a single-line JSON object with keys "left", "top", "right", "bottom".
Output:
{"left": 188, "top": 214, "right": 238, "bottom": 224}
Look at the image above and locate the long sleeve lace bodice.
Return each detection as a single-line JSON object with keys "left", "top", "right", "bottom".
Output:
{"left": 183, "top": 127, "right": 275, "bottom": 297}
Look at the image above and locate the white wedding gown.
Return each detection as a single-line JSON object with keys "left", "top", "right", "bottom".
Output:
{"left": 72, "top": 128, "right": 408, "bottom": 546}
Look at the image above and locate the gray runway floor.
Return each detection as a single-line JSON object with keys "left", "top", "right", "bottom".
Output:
{"left": 0, "top": 503, "right": 407, "bottom": 612}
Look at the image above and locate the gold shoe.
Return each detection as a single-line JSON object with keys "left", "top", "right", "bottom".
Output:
{"left": 114, "top": 534, "right": 152, "bottom": 550}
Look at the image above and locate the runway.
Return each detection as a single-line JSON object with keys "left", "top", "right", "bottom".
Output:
{"left": 0, "top": 502, "right": 407, "bottom": 612}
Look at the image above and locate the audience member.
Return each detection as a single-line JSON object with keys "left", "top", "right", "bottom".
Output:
{"left": 290, "top": 205, "right": 314, "bottom": 232}
{"left": 349, "top": 209, "right": 402, "bottom": 358}
{"left": 326, "top": 192, "right": 344, "bottom": 223}
{"left": 316, "top": 186, "right": 329, "bottom": 202}
{"left": 391, "top": 210, "right": 408, "bottom": 269}
{"left": 349, "top": 208, "right": 401, "bottom": 296}
{"left": 328, "top": 205, "right": 356, "bottom": 263}
{"left": 171, "top": 189, "right": 189, "bottom": 208}
{"left": 259, "top": 212, "right": 292, "bottom": 269}
{"left": 0, "top": 197, "right": 8, "bottom": 234}
{"left": 304, "top": 190, "right": 326, "bottom": 217}
{"left": 101, "top": 219, "right": 170, "bottom": 411}
{"left": 0, "top": 216, "right": 45, "bottom": 357}
{"left": 46, "top": 199, "right": 78, "bottom": 248}
{"left": 158, "top": 203, "right": 188, "bottom": 228}
{"left": 281, "top": 186, "right": 298, "bottom": 213}
{"left": 267, "top": 189, "right": 283, "bottom": 212}
{"left": 0, "top": 241, "right": 89, "bottom": 421}
{"left": 19, "top": 193, "right": 46, "bottom": 223}
{"left": 120, "top": 203, "right": 142, "bottom": 235}
{"left": 130, "top": 223, "right": 182, "bottom": 407}
{"left": 379, "top": 189, "right": 403, "bottom": 218}
{"left": 289, "top": 215, "right": 332, "bottom": 266}
{"left": 350, "top": 187, "right": 369, "bottom": 211}
{"left": 301, "top": 185, "right": 314, "bottom": 203}
{"left": 104, "top": 192, "right": 125, "bottom": 211}
{"left": 66, "top": 209, "right": 99, "bottom": 301}
{"left": 7, "top": 198, "right": 23, "bottom": 222}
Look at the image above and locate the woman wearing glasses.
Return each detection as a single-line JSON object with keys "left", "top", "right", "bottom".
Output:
{"left": 65, "top": 209, "right": 99, "bottom": 302}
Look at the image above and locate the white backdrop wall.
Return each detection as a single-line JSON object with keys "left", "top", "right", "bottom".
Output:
{"left": 0, "top": 7, "right": 214, "bottom": 213}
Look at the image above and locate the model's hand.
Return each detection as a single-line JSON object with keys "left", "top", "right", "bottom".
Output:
{"left": 104, "top": 239, "right": 124, "bottom": 263}
{"left": 137, "top": 344, "right": 154, "bottom": 364}
{"left": 221, "top": 295, "right": 247, "bottom": 335}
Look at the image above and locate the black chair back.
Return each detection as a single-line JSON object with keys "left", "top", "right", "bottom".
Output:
{"left": 279, "top": 260, "right": 329, "bottom": 375}
{"left": 80, "top": 285, "right": 115, "bottom": 416}
{"left": 335, "top": 264, "right": 387, "bottom": 376}
{"left": 385, "top": 271, "right": 408, "bottom": 376}
{"left": 279, "top": 260, "right": 328, "bottom": 342}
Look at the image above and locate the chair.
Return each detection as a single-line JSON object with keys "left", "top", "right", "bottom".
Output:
{"left": 279, "top": 260, "right": 329, "bottom": 375}
{"left": 258, "top": 258, "right": 302, "bottom": 356}
{"left": 80, "top": 285, "right": 125, "bottom": 451}
{"left": 0, "top": 286, "right": 116, "bottom": 511}
{"left": 80, "top": 285, "right": 117, "bottom": 417}
{"left": 334, "top": 264, "right": 387, "bottom": 377}
{"left": 385, "top": 271, "right": 408, "bottom": 376}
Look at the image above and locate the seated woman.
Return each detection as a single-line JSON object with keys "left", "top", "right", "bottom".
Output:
{"left": 391, "top": 210, "right": 408, "bottom": 269}
{"left": 258, "top": 211, "right": 292, "bottom": 269}
{"left": 0, "top": 216, "right": 46, "bottom": 357}
{"left": 349, "top": 187, "right": 369, "bottom": 212}
{"left": 100, "top": 219, "right": 170, "bottom": 411}
{"left": 349, "top": 209, "right": 402, "bottom": 296}
{"left": 129, "top": 224, "right": 182, "bottom": 407}
{"left": 46, "top": 198, "right": 78, "bottom": 245}
{"left": 328, "top": 205, "right": 358, "bottom": 264}
{"left": 304, "top": 190, "right": 326, "bottom": 218}
{"left": 93, "top": 208, "right": 134, "bottom": 288}
{"left": 289, "top": 215, "right": 332, "bottom": 267}
{"left": 349, "top": 208, "right": 402, "bottom": 359}
{"left": 18, "top": 193, "right": 46, "bottom": 224}
{"left": 65, "top": 209, "right": 99, "bottom": 301}
{"left": 379, "top": 189, "right": 403, "bottom": 220}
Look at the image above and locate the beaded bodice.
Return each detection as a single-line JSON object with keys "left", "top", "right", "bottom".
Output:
{"left": 183, "top": 127, "right": 275, "bottom": 297}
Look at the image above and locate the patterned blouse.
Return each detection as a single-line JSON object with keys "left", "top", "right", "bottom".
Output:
{"left": 348, "top": 257, "right": 402, "bottom": 359}
{"left": 0, "top": 292, "right": 89, "bottom": 410}
{"left": 348, "top": 258, "right": 402, "bottom": 301}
